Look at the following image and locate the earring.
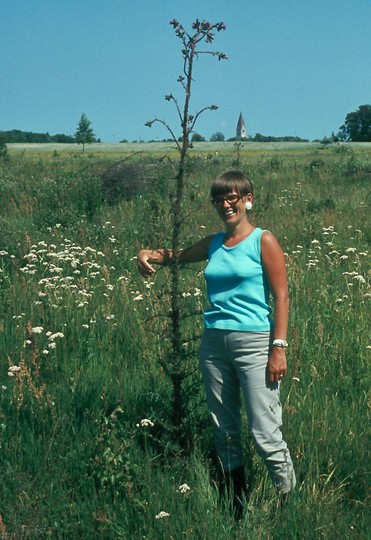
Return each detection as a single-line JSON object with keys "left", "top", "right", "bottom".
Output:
{"left": 245, "top": 201, "right": 253, "bottom": 211}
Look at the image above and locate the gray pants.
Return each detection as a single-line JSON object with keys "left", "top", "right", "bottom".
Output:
{"left": 200, "top": 329, "right": 296, "bottom": 494}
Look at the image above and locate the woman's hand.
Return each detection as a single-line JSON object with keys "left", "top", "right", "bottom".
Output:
{"left": 268, "top": 347, "right": 287, "bottom": 383}
{"left": 137, "top": 250, "right": 157, "bottom": 277}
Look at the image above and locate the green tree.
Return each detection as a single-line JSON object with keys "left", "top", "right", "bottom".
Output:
{"left": 339, "top": 104, "right": 371, "bottom": 142}
{"left": 210, "top": 131, "right": 225, "bottom": 142}
{"left": 191, "top": 132, "right": 205, "bottom": 142}
{"left": 75, "top": 113, "right": 96, "bottom": 151}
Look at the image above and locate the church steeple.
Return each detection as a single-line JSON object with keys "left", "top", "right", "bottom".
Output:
{"left": 236, "top": 112, "right": 247, "bottom": 139}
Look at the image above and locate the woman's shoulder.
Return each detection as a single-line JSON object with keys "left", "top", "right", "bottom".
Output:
{"left": 260, "top": 230, "right": 284, "bottom": 256}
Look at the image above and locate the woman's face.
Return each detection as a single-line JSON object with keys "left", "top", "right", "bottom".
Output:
{"left": 211, "top": 191, "right": 252, "bottom": 225}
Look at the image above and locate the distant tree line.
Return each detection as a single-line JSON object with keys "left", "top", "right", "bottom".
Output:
{"left": 0, "top": 129, "right": 76, "bottom": 144}
{"left": 3, "top": 105, "right": 369, "bottom": 146}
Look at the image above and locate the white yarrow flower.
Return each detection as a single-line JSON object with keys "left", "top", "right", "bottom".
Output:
{"left": 32, "top": 326, "right": 44, "bottom": 334}
{"left": 353, "top": 275, "right": 366, "bottom": 284}
{"left": 8, "top": 365, "right": 21, "bottom": 373}
{"left": 155, "top": 511, "right": 170, "bottom": 520}
{"left": 177, "top": 483, "right": 191, "bottom": 493}
{"left": 136, "top": 418, "right": 154, "bottom": 428}
{"left": 48, "top": 332, "right": 64, "bottom": 340}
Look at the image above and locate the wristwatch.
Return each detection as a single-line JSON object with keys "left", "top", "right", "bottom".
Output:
{"left": 272, "top": 339, "right": 288, "bottom": 348}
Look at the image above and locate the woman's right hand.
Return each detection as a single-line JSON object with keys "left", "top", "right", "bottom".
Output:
{"left": 137, "top": 250, "right": 156, "bottom": 277}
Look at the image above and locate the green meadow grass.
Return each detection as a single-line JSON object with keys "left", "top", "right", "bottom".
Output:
{"left": 0, "top": 144, "right": 370, "bottom": 538}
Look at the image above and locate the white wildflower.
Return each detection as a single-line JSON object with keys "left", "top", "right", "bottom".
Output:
{"left": 8, "top": 365, "right": 21, "bottom": 373}
{"left": 311, "top": 239, "right": 320, "bottom": 244}
{"left": 133, "top": 293, "right": 144, "bottom": 301}
{"left": 42, "top": 350, "right": 49, "bottom": 355}
{"left": 353, "top": 275, "right": 366, "bottom": 284}
{"left": 48, "top": 332, "right": 64, "bottom": 341}
{"left": 0, "top": 250, "right": 9, "bottom": 256}
{"left": 345, "top": 247, "right": 357, "bottom": 253}
{"left": 155, "top": 511, "right": 170, "bottom": 520}
{"left": 339, "top": 255, "right": 349, "bottom": 260}
{"left": 177, "top": 483, "right": 191, "bottom": 494}
{"left": 136, "top": 418, "right": 154, "bottom": 428}
{"left": 31, "top": 326, "right": 44, "bottom": 334}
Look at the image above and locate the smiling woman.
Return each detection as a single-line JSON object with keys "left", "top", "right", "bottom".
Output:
{"left": 138, "top": 169, "right": 295, "bottom": 518}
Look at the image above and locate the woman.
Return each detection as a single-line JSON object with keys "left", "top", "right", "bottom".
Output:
{"left": 137, "top": 170, "right": 296, "bottom": 514}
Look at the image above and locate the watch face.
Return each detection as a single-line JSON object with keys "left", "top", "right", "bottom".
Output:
{"left": 273, "top": 339, "right": 288, "bottom": 348}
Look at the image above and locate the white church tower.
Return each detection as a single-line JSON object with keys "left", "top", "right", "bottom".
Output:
{"left": 236, "top": 112, "right": 247, "bottom": 139}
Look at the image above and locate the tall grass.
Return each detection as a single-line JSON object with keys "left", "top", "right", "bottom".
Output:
{"left": 0, "top": 144, "right": 370, "bottom": 538}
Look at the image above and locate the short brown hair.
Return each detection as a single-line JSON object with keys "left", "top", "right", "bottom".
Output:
{"left": 210, "top": 170, "right": 254, "bottom": 199}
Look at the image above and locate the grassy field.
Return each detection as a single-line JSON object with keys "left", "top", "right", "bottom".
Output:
{"left": 0, "top": 143, "right": 370, "bottom": 538}
{"left": 7, "top": 140, "right": 371, "bottom": 156}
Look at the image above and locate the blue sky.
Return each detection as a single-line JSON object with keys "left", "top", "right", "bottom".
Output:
{"left": 1, "top": 0, "right": 370, "bottom": 142}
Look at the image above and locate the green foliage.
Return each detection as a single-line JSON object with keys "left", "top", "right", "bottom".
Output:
{"left": 0, "top": 129, "right": 75, "bottom": 144}
{"left": 0, "top": 132, "right": 8, "bottom": 160}
{"left": 191, "top": 132, "right": 206, "bottom": 142}
{"left": 251, "top": 133, "right": 309, "bottom": 143}
{"left": 339, "top": 104, "right": 371, "bottom": 142}
{"left": 0, "top": 145, "right": 370, "bottom": 537}
{"left": 210, "top": 131, "right": 225, "bottom": 142}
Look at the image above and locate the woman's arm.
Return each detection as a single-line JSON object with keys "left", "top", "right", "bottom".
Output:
{"left": 261, "top": 231, "right": 290, "bottom": 383}
{"left": 137, "top": 235, "right": 213, "bottom": 277}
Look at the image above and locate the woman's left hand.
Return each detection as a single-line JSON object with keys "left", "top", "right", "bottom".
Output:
{"left": 268, "top": 348, "right": 287, "bottom": 383}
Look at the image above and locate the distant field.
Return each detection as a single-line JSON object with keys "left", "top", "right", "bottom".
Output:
{"left": 7, "top": 140, "right": 371, "bottom": 156}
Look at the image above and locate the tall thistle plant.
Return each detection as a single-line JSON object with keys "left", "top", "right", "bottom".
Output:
{"left": 145, "top": 19, "right": 227, "bottom": 428}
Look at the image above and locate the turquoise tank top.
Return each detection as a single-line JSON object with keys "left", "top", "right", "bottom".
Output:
{"left": 203, "top": 227, "right": 272, "bottom": 331}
